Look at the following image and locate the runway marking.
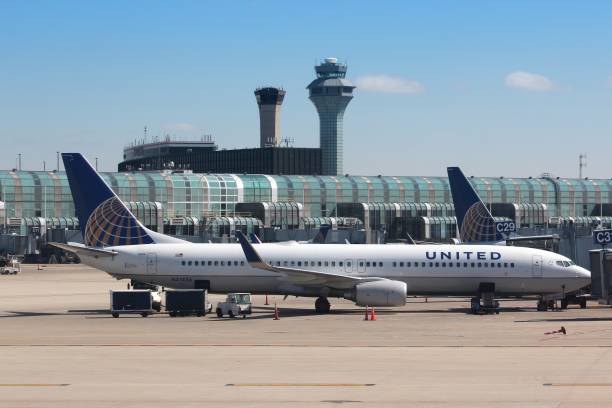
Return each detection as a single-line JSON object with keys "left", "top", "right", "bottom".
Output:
{"left": 0, "top": 384, "right": 69, "bottom": 387}
{"left": 544, "top": 383, "right": 612, "bottom": 387}
{"left": 1, "top": 344, "right": 612, "bottom": 348}
{"left": 226, "top": 383, "right": 375, "bottom": 387}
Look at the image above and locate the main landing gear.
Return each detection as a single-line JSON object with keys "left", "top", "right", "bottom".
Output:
{"left": 315, "top": 296, "right": 331, "bottom": 314}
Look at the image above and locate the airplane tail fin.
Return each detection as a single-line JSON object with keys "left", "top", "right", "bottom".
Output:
{"left": 62, "top": 153, "right": 183, "bottom": 247}
{"left": 312, "top": 224, "right": 331, "bottom": 244}
{"left": 447, "top": 167, "right": 503, "bottom": 243}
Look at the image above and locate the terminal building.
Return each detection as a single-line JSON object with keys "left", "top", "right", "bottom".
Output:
{"left": 1, "top": 169, "right": 611, "bottom": 263}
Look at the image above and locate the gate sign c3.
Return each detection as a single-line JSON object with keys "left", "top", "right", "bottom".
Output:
{"left": 594, "top": 229, "right": 612, "bottom": 245}
{"left": 495, "top": 221, "right": 516, "bottom": 234}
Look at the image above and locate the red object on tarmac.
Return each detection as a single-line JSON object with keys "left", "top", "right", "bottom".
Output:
{"left": 273, "top": 303, "right": 279, "bottom": 320}
{"left": 265, "top": 294, "right": 269, "bottom": 305}
{"left": 370, "top": 306, "right": 376, "bottom": 321}
{"left": 364, "top": 305, "right": 369, "bottom": 321}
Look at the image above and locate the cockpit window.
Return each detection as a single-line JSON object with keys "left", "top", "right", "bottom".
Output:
{"left": 556, "top": 261, "right": 564, "bottom": 266}
{"left": 563, "top": 261, "right": 571, "bottom": 267}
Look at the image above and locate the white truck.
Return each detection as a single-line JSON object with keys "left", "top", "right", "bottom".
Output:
{"left": 216, "top": 293, "right": 252, "bottom": 318}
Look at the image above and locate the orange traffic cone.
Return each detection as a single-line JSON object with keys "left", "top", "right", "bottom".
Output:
{"left": 273, "top": 303, "right": 279, "bottom": 320}
{"left": 364, "top": 305, "right": 369, "bottom": 321}
{"left": 370, "top": 306, "right": 376, "bottom": 321}
{"left": 265, "top": 294, "right": 269, "bottom": 305}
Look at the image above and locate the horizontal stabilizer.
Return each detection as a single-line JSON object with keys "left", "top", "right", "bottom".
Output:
{"left": 49, "top": 242, "right": 117, "bottom": 258}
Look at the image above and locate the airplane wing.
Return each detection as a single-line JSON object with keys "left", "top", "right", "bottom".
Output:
{"left": 49, "top": 242, "right": 118, "bottom": 258}
{"left": 235, "top": 231, "right": 377, "bottom": 290}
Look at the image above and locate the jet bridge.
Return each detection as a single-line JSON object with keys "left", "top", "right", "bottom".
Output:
{"left": 589, "top": 249, "right": 612, "bottom": 304}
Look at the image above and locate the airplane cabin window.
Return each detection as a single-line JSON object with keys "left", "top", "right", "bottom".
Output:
{"left": 393, "top": 262, "right": 397, "bottom": 267}
{"left": 297, "top": 261, "right": 302, "bottom": 266}
{"left": 429, "top": 262, "right": 433, "bottom": 267}
{"left": 359, "top": 262, "right": 364, "bottom": 267}
{"left": 379, "top": 262, "right": 383, "bottom": 267}
{"left": 331, "top": 261, "right": 335, "bottom": 267}
{"left": 449, "top": 262, "right": 453, "bottom": 267}
{"left": 421, "top": 262, "right": 426, "bottom": 267}
{"left": 366, "top": 262, "right": 370, "bottom": 267}
{"left": 441, "top": 262, "right": 446, "bottom": 267}
{"left": 188, "top": 261, "right": 192, "bottom": 266}
{"left": 214, "top": 261, "right": 218, "bottom": 266}
{"left": 470, "top": 262, "right": 475, "bottom": 267}
{"left": 208, "top": 261, "right": 212, "bottom": 266}
{"left": 510, "top": 263, "right": 515, "bottom": 268}
{"left": 347, "top": 262, "right": 351, "bottom": 267}
{"left": 339, "top": 261, "right": 343, "bottom": 267}
{"left": 324, "top": 261, "right": 329, "bottom": 266}
{"left": 504, "top": 263, "right": 508, "bottom": 267}
{"left": 318, "top": 261, "right": 322, "bottom": 267}
{"left": 400, "top": 262, "right": 404, "bottom": 267}
{"left": 276, "top": 261, "right": 280, "bottom": 266}
{"left": 181, "top": 261, "right": 186, "bottom": 266}
{"left": 484, "top": 262, "right": 488, "bottom": 267}
{"left": 291, "top": 261, "right": 295, "bottom": 266}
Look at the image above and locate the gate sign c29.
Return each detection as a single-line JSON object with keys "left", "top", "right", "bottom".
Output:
{"left": 495, "top": 221, "right": 516, "bottom": 234}
{"left": 594, "top": 229, "right": 612, "bottom": 245}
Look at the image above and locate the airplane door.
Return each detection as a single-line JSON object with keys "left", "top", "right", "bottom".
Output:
{"left": 146, "top": 253, "right": 158, "bottom": 275}
{"left": 532, "top": 255, "right": 542, "bottom": 277}
{"left": 357, "top": 259, "right": 366, "bottom": 275}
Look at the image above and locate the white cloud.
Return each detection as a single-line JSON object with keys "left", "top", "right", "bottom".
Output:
{"left": 163, "top": 122, "right": 197, "bottom": 132}
{"left": 504, "top": 71, "right": 555, "bottom": 92}
{"left": 356, "top": 74, "right": 424, "bottom": 94}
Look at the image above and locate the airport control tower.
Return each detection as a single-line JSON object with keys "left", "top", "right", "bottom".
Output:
{"left": 255, "top": 87, "right": 286, "bottom": 148}
{"left": 307, "top": 58, "right": 355, "bottom": 175}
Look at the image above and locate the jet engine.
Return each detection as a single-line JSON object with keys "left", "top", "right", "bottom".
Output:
{"left": 344, "top": 279, "right": 407, "bottom": 307}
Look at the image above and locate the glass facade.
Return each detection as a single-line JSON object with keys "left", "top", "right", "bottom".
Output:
{"left": 1, "top": 171, "right": 611, "bottom": 222}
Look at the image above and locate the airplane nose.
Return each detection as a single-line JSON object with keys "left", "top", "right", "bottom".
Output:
{"left": 576, "top": 266, "right": 591, "bottom": 280}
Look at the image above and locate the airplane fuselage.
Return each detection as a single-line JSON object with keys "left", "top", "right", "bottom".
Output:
{"left": 80, "top": 242, "right": 590, "bottom": 298}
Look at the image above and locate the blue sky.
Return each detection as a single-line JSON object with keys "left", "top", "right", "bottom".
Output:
{"left": 1, "top": 1, "right": 611, "bottom": 177}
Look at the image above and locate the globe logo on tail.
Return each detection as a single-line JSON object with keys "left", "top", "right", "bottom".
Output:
{"left": 84, "top": 197, "right": 154, "bottom": 246}
{"left": 460, "top": 202, "right": 502, "bottom": 242}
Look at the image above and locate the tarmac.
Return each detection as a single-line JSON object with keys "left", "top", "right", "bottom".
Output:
{"left": 2, "top": 264, "right": 612, "bottom": 407}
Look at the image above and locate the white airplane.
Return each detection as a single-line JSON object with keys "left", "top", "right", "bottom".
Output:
{"left": 52, "top": 153, "right": 591, "bottom": 313}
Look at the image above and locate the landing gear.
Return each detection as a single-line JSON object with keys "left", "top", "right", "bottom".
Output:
{"left": 315, "top": 297, "right": 331, "bottom": 314}
{"left": 471, "top": 283, "right": 499, "bottom": 315}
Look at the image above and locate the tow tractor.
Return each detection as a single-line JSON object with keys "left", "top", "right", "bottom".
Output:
{"left": 1, "top": 256, "right": 21, "bottom": 275}
{"left": 216, "top": 293, "right": 252, "bottom": 318}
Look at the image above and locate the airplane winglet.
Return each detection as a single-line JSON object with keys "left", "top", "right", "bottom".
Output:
{"left": 250, "top": 232, "right": 262, "bottom": 244}
{"left": 235, "top": 231, "right": 271, "bottom": 270}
